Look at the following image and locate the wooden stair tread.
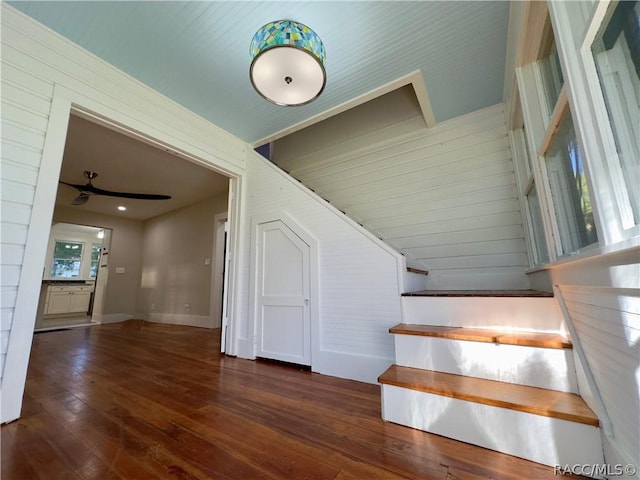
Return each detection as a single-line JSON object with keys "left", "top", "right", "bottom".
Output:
{"left": 389, "top": 324, "right": 572, "bottom": 349}
{"left": 402, "top": 289, "right": 553, "bottom": 297}
{"left": 378, "top": 365, "right": 598, "bottom": 427}
{"left": 406, "top": 267, "right": 429, "bottom": 275}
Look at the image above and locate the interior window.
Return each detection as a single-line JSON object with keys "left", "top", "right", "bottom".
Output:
{"left": 90, "top": 244, "right": 102, "bottom": 279}
{"left": 544, "top": 113, "right": 598, "bottom": 255}
{"left": 520, "top": 125, "right": 549, "bottom": 265}
{"left": 526, "top": 183, "right": 549, "bottom": 264}
{"left": 51, "top": 241, "right": 84, "bottom": 278}
{"left": 591, "top": 0, "right": 640, "bottom": 225}
{"left": 539, "top": 38, "right": 565, "bottom": 116}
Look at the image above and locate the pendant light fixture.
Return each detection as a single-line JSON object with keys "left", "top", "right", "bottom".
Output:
{"left": 250, "top": 20, "right": 326, "bottom": 106}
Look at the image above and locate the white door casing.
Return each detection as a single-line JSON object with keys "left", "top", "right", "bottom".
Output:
{"left": 254, "top": 218, "right": 312, "bottom": 366}
{"left": 212, "top": 212, "right": 228, "bottom": 331}
{"left": 91, "top": 228, "right": 111, "bottom": 324}
{"left": 220, "top": 218, "right": 231, "bottom": 352}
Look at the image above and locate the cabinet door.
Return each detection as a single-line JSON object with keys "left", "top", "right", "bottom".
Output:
{"left": 69, "top": 291, "right": 91, "bottom": 313}
{"left": 46, "top": 292, "right": 71, "bottom": 314}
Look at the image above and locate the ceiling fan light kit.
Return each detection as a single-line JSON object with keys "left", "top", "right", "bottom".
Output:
{"left": 250, "top": 20, "right": 326, "bottom": 106}
{"left": 59, "top": 170, "right": 171, "bottom": 206}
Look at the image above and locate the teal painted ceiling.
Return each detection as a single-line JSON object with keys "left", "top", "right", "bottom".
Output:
{"left": 8, "top": 1, "right": 510, "bottom": 145}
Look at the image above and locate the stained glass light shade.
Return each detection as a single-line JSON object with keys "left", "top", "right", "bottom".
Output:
{"left": 250, "top": 20, "right": 326, "bottom": 106}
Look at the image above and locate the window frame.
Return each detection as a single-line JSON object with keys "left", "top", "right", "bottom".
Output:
{"left": 510, "top": 123, "right": 551, "bottom": 266}
{"left": 512, "top": 0, "right": 640, "bottom": 269}
{"left": 539, "top": 98, "right": 599, "bottom": 255}
{"left": 550, "top": 0, "right": 639, "bottom": 245}
{"left": 90, "top": 243, "right": 102, "bottom": 279}
{"left": 514, "top": 11, "right": 596, "bottom": 264}
{"left": 50, "top": 240, "right": 86, "bottom": 279}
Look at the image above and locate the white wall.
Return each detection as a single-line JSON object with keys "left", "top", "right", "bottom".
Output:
{"left": 549, "top": 250, "right": 640, "bottom": 475}
{"left": 238, "top": 151, "right": 405, "bottom": 383}
{"left": 0, "top": 5, "right": 245, "bottom": 423}
{"left": 138, "top": 193, "right": 228, "bottom": 327}
{"left": 275, "top": 103, "right": 529, "bottom": 290}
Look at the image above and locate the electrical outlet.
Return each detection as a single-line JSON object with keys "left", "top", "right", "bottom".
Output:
{"left": 184, "top": 303, "right": 190, "bottom": 312}
{"left": 151, "top": 303, "right": 155, "bottom": 311}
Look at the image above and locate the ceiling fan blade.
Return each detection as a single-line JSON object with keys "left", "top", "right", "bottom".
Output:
{"left": 72, "top": 194, "right": 89, "bottom": 205}
{"left": 60, "top": 176, "right": 171, "bottom": 200}
{"left": 60, "top": 180, "right": 93, "bottom": 191}
{"left": 88, "top": 186, "right": 171, "bottom": 200}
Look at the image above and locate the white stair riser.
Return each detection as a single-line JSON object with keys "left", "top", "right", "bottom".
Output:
{"left": 402, "top": 296, "right": 567, "bottom": 334}
{"left": 381, "top": 385, "right": 604, "bottom": 471}
{"left": 402, "top": 271, "right": 428, "bottom": 293}
{"left": 394, "top": 335, "right": 578, "bottom": 393}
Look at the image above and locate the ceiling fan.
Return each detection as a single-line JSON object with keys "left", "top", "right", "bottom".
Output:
{"left": 60, "top": 171, "right": 172, "bottom": 206}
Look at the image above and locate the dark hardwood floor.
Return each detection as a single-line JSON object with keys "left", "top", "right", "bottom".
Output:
{"left": 2, "top": 320, "right": 577, "bottom": 479}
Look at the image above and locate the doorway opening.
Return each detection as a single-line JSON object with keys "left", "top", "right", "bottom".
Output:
{"left": 34, "top": 222, "right": 111, "bottom": 332}
{"left": 42, "top": 112, "right": 233, "bottom": 340}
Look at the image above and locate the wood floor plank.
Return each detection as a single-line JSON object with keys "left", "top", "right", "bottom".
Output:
{"left": 2, "top": 321, "right": 587, "bottom": 479}
{"left": 1, "top": 421, "right": 42, "bottom": 480}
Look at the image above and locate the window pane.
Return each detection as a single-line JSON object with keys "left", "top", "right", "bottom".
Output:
{"left": 591, "top": 0, "right": 640, "bottom": 225}
{"left": 526, "top": 184, "right": 549, "bottom": 264}
{"left": 51, "top": 241, "right": 84, "bottom": 278}
{"left": 90, "top": 244, "right": 101, "bottom": 279}
{"left": 545, "top": 115, "right": 598, "bottom": 255}
{"left": 539, "top": 39, "right": 565, "bottom": 115}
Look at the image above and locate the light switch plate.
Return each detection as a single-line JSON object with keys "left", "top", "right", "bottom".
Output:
{"left": 115, "top": 267, "right": 125, "bottom": 274}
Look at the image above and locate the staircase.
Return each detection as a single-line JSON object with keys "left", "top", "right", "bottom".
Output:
{"left": 378, "top": 290, "right": 605, "bottom": 470}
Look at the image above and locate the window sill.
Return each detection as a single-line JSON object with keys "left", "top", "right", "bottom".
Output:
{"left": 526, "top": 236, "right": 639, "bottom": 273}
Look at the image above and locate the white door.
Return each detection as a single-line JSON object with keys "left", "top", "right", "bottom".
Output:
{"left": 256, "top": 220, "right": 311, "bottom": 366}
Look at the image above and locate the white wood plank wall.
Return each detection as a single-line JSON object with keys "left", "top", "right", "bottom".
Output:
{"left": 239, "top": 150, "right": 404, "bottom": 384}
{"left": 559, "top": 283, "right": 640, "bottom": 472}
{"left": 0, "top": 5, "right": 246, "bottom": 418}
{"left": 282, "top": 104, "right": 529, "bottom": 290}
{"left": 1, "top": 59, "right": 53, "bottom": 378}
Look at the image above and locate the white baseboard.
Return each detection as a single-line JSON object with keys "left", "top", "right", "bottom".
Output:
{"left": 99, "top": 314, "right": 133, "bottom": 324}
{"left": 144, "top": 313, "right": 213, "bottom": 329}
{"left": 602, "top": 435, "right": 640, "bottom": 480}
{"left": 313, "top": 349, "right": 393, "bottom": 385}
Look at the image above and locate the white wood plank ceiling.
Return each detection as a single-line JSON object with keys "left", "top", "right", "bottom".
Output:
{"left": 8, "top": 1, "right": 509, "bottom": 145}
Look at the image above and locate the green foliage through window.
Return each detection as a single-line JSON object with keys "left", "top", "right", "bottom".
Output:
{"left": 51, "top": 241, "right": 84, "bottom": 278}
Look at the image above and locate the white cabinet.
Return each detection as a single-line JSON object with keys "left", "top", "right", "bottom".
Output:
{"left": 44, "top": 285, "right": 94, "bottom": 315}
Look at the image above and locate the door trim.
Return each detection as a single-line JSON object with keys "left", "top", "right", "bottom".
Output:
{"left": 211, "top": 211, "right": 228, "bottom": 331}
{"left": 249, "top": 212, "right": 319, "bottom": 367}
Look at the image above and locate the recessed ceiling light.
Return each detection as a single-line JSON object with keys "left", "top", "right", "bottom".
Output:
{"left": 117, "top": 206, "right": 126, "bottom": 211}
